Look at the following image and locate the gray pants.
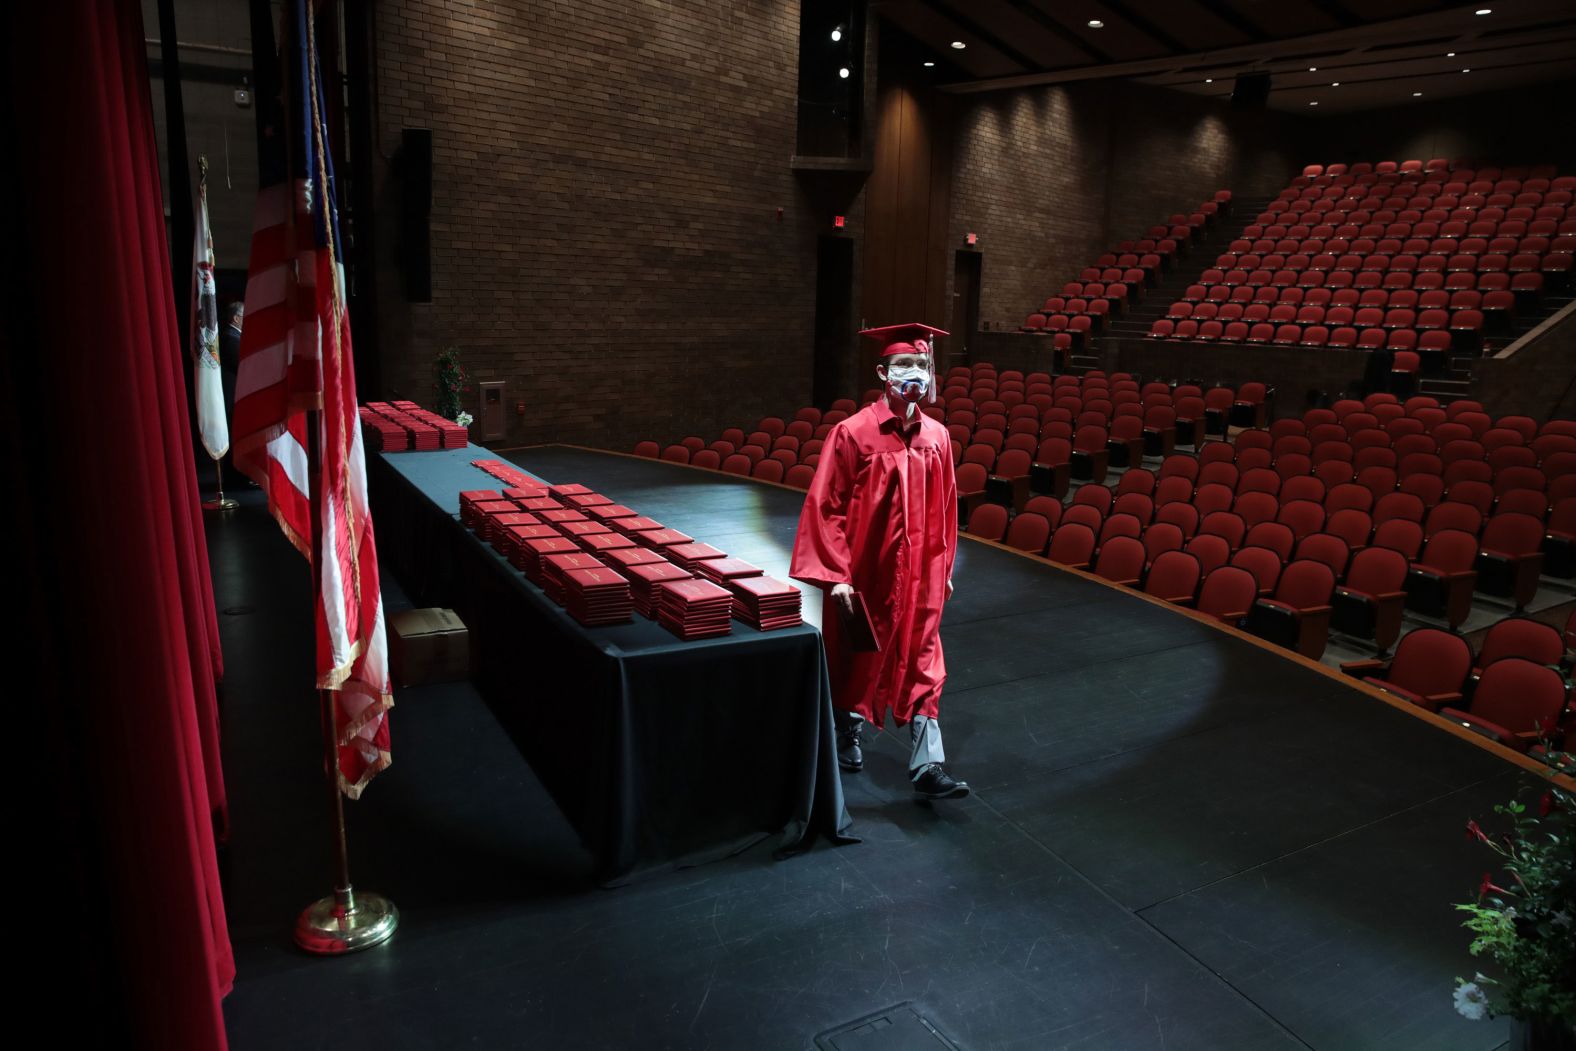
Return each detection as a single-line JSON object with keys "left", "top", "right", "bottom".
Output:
{"left": 834, "top": 709, "right": 944, "bottom": 779}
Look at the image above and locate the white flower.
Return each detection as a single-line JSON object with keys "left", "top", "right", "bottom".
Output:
{"left": 455, "top": 411, "right": 474, "bottom": 428}
{"left": 1454, "top": 981, "right": 1490, "bottom": 1021}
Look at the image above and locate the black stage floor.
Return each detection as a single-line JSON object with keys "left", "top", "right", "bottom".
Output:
{"left": 216, "top": 446, "right": 1524, "bottom": 1051}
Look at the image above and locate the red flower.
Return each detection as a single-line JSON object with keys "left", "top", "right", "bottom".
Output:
{"left": 1540, "top": 792, "right": 1556, "bottom": 817}
{"left": 1466, "top": 819, "right": 1489, "bottom": 843}
{"left": 1479, "top": 872, "right": 1509, "bottom": 899}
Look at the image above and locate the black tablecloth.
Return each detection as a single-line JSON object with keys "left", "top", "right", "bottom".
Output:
{"left": 370, "top": 447, "right": 855, "bottom": 882}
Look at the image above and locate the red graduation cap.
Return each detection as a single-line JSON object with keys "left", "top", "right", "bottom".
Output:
{"left": 858, "top": 322, "right": 948, "bottom": 358}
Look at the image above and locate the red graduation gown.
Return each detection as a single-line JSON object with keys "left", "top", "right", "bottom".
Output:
{"left": 790, "top": 397, "right": 957, "bottom": 727}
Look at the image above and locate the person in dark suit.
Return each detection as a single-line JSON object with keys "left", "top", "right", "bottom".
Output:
{"left": 219, "top": 302, "right": 243, "bottom": 484}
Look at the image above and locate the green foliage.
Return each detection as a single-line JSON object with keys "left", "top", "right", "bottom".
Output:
{"left": 1455, "top": 743, "right": 1576, "bottom": 1031}
{"left": 434, "top": 347, "right": 469, "bottom": 421}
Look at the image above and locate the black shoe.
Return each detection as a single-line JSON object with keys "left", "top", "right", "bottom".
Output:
{"left": 837, "top": 732, "right": 863, "bottom": 772}
{"left": 912, "top": 764, "right": 969, "bottom": 800}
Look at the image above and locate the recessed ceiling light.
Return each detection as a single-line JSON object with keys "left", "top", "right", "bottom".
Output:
{"left": 1088, "top": 19, "right": 1104, "bottom": 28}
{"left": 1462, "top": 68, "right": 1471, "bottom": 73}
{"left": 1308, "top": 67, "right": 1317, "bottom": 72}
{"left": 923, "top": 61, "right": 935, "bottom": 67}
{"left": 831, "top": 27, "right": 842, "bottom": 42}
{"left": 1447, "top": 52, "right": 1457, "bottom": 57}
{"left": 1204, "top": 78, "right": 1213, "bottom": 83}
{"left": 1309, "top": 101, "right": 1319, "bottom": 106}
{"left": 950, "top": 40, "right": 966, "bottom": 49}
{"left": 1475, "top": 8, "right": 1491, "bottom": 14}
{"left": 1331, "top": 82, "right": 1340, "bottom": 87}
{"left": 838, "top": 67, "right": 850, "bottom": 79}
{"left": 1413, "top": 91, "right": 1424, "bottom": 96}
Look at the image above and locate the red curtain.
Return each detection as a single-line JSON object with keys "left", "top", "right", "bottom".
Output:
{"left": 8, "top": 0, "right": 233, "bottom": 1047}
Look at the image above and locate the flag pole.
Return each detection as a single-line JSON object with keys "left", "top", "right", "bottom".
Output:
{"left": 291, "top": 0, "right": 395, "bottom": 956}
{"left": 195, "top": 155, "right": 237, "bottom": 513}
{"left": 202, "top": 458, "right": 238, "bottom": 512}
{"left": 292, "top": 409, "right": 397, "bottom": 956}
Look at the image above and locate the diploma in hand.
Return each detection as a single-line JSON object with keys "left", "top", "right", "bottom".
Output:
{"left": 837, "top": 590, "right": 881, "bottom": 653}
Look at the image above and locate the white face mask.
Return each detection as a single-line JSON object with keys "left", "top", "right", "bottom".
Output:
{"left": 886, "top": 364, "right": 930, "bottom": 403}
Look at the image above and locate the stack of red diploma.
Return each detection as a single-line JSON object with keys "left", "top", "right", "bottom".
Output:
{"left": 729, "top": 576, "right": 803, "bottom": 630}
{"left": 656, "top": 578, "right": 735, "bottom": 640}
{"left": 457, "top": 472, "right": 802, "bottom": 636}
{"left": 561, "top": 566, "right": 634, "bottom": 626}
{"left": 360, "top": 401, "right": 465, "bottom": 450}
{"left": 623, "top": 560, "right": 693, "bottom": 618}
{"left": 541, "top": 552, "right": 604, "bottom": 605}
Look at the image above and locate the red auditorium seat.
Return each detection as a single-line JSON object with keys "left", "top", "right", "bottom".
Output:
{"left": 1441, "top": 659, "right": 1568, "bottom": 751}
{"left": 988, "top": 450, "right": 1033, "bottom": 512}
{"left": 1197, "top": 566, "right": 1257, "bottom": 625}
{"left": 1063, "top": 504, "right": 1104, "bottom": 533}
{"left": 1098, "top": 514, "right": 1144, "bottom": 548}
{"left": 1296, "top": 532, "right": 1351, "bottom": 578}
{"left": 692, "top": 449, "right": 721, "bottom": 470}
{"left": 1405, "top": 528, "right": 1479, "bottom": 627}
{"left": 1331, "top": 546, "right": 1410, "bottom": 653}
{"left": 785, "top": 464, "right": 816, "bottom": 489}
{"left": 1094, "top": 536, "right": 1146, "bottom": 587}
{"left": 956, "top": 462, "right": 989, "bottom": 523}
{"left": 1071, "top": 426, "right": 1110, "bottom": 484}
{"left": 1004, "top": 512, "right": 1053, "bottom": 556}
{"left": 1343, "top": 628, "right": 1472, "bottom": 712}
{"left": 1473, "top": 616, "right": 1564, "bottom": 678}
{"left": 1543, "top": 497, "right": 1576, "bottom": 577}
{"left": 1047, "top": 523, "right": 1097, "bottom": 570}
{"left": 720, "top": 452, "right": 752, "bottom": 475}
{"left": 634, "top": 440, "right": 660, "bottom": 458}
{"left": 1023, "top": 496, "right": 1063, "bottom": 529}
{"left": 1144, "top": 551, "right": 1201, "bottom": 604}
{"left": 1247, "top": 560, "right": 1336, "bottom": 658}
{"left": 1475, "top": 512, "right": 1545, "bottom": 609}
{"left": 1373, "top": 518, "right": 1425, "bottom": 561}
{"left": 661, "top": 444, "right": 692, "bottom": 463}
{"left": 752, "top": 458, "right": 785, "bottom": 483}
{"left": 965, "top": 503, "right": 1009, "bottom": 542}
{"left": 1031, "top": 438, "right": 1072, "bottom": 499}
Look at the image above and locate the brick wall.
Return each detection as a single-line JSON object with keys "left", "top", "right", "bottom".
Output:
{"left": 949, "top": 81, "right": 1307, "bottom": 330}
{"left": 371, "top": 0, "right": 833, "bottom": 450}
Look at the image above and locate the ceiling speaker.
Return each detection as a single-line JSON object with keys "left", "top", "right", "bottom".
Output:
{"left": 1232, "top": 72, "right": 1271, "bottom": 109}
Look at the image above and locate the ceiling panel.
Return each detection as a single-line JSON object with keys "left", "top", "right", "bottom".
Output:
{"left": 1025, "top": 0, "right": 1173, "bottom": 62}
{"left": 1220, "top": 0, "right": 1342, "bottom": 40}
{"left": 1135, "top": 1, "right": 1255, "bottom": 51}
{"left": 937, "top": 0, "right": 1100, "bottom": 69}
{"left": 877, "top": 0, "right": 1031, "bottom": 78}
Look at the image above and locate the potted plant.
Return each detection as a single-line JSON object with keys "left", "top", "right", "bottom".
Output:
{"left": 433, "top": 347, "right": 471, "bottom": 423}
{"left": 1453, "top": 726, "right": 1575, "bottom": 1050}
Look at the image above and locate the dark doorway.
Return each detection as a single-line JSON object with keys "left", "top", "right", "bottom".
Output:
{"left": 950, "top": 250, "right": 981, "bottom": 366}
{"left": 813, "top": 235, "right": 856, "bottom": 408}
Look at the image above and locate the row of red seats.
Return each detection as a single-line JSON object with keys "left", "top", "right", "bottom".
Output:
{"left": 1021, "top": 191, "right": 1230, "bottom": 333}
{"left": 1297, "top": 161, "right": 1561, "bottom": 181}
{"left": 968, "top": 483, "right": 1552, "bottom": 656}
{"left": 1341, "top": 620, "right": 1573, "bottom": 753}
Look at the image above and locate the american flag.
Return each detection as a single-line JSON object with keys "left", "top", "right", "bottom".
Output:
{"left": 233, "top": 0, "right": 391, "bottom": 798}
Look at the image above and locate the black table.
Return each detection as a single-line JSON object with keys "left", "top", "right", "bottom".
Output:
{"left": 369, "top": 444, "right": 855, "bottom": 882}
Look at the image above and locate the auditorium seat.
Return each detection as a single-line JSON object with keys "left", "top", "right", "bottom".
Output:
{"left": 752, "top": 458, "right": 785, "bottom": 483}
{"left": 1004, "top": 512, "right": 1053, "bottom": 556}
{"left": 661, "top": 444, "right": 691, "bottom": 463}
{"left": 692, "top": 449, "right": 721, "bottom": 470}
{"left": 1247, "top": 560, "right": 1335, "bottom": 658}
{"left": 1543, "top": 497, "right": 1576, "bottom": 576}
{"left": 1094, "top": 536, "right": 1146, "bottom": 587}
{"left": 964, "top": 503, "right": 1008, "bottom": 542}
{"left": 1475, "top": 512, "right": 1545, "bottom": 609}
{"left": 1342, "top": 627, "right": 1471, "bottom": 712}
{"left": 784, "top": 464, "right": 816, "bottom": 489}
{"left": 1331, "top": 546, "right": 1410, "bottom": 654}
{"left": 1440, "top": 659, "right": 1567, "bottom": 751}
{"left": 1472, "top": 617, "right": 1564, "bottom": 679}
{"left": 1097, "top": 514, "right": 1144, "bottom": 548}
{"left": 1295, "top": 532, "right": 1352, "bottom": 579}
{"left": 1144, "top": 551, "right": 1201, "bottom": 604}
{"left": 1405, "top": 528, "right": 1479, "bottom": 627}
{"left": 955, "top": 462, "right": 989, "bottom": 523}
{"left": 1031, "top": 438, "right": 1072, "bottom": 498}
{"left": 1046, "top": 523, "right": 1097, "bottom": 570}
{"left": 634, "top": 440, "right": 660, "bottom": 458}
{"left": 1196, "top": 566, "right": 1257, "bottom": 625}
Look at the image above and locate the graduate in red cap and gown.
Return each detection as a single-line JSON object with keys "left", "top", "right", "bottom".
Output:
{"left": 790, "top": 323, "right": 968, "bottom": 800}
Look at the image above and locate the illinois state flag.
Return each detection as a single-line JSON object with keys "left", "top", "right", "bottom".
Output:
{"left": 192, "top": 176, "right": 228, "bottom": 461}
{"left": 231, "top": 0, "right": 391, "bottom": 797}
